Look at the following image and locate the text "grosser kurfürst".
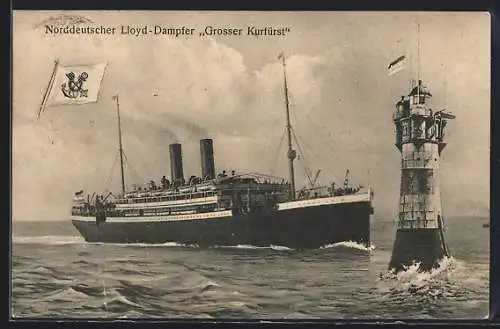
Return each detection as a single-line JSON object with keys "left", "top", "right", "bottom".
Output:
{"left": 44, "top": 25, "right": 291, "bottom": 37}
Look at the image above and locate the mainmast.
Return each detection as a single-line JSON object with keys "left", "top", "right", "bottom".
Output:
{"left": 279, "top": 53, "right": 296, "bottom": 200}
{"left": 113, "top": 94, "right": 126, "bottom": 194}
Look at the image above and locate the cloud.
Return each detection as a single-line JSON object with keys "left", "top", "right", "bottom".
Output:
{"left": 12, "top": 12, "right": 490, "bottom": 221}
{"left": 12, "top": 21, "right": 330, "bottom": 221}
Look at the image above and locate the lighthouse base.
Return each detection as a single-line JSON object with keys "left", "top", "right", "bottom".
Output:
{"left": 388, "top": 228, "right": 447, "bottom": 273}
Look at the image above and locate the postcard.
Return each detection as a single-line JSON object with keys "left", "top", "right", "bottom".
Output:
{"left": 11, "top": 11, "right": 490, "bottom": 319}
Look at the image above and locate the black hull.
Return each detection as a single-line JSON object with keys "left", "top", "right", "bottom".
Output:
{"left": 72, "top": 201, "right": 372, "bottom": 249}
{"left": 388, "top": 228, "right": 447, "bottom": 273}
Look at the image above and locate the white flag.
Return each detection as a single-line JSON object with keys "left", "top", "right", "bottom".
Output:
{"left": 387, "top": 55, "right": 405, "bottom": 76}
{"left": 45, "top": 62, "right": 107, "bottom": 106}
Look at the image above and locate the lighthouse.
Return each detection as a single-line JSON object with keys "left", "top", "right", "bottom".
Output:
{"left": 388, "top": 79, "right": 455, "bottom": 272}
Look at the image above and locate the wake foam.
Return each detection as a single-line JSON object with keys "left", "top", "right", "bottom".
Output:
{"left": 13, "top": 235, "right": 85, "bottom": 246}
{"left": 90, "top": 241, "right": 200, "bottom": 248}
{"left": 212, "top": 244, "right": 294, "bottom": 251}
{"left": 381, "top": 256, "right": 456, "bottom": 282}
{"left": 376, "top": 256, "right": 469, "bottom": 297}
{"left": 320, "top": 240, "right": 376, "bottom": 252}
{"left": 12, "top": 236, "right": 372, "bottom": 253}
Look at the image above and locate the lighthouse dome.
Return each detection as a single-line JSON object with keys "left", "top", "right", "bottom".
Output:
{"left": 409, "top": 79, "right": 432, "bottom": 97}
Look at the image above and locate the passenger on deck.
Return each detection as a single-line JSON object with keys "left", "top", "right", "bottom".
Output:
{"left": 161, "top": 176, "right": 170, "bottom": 190}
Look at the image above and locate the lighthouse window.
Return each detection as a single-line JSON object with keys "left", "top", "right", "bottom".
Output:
{"left": 419, "top": 170, "right": 435, "bottom": 194}
{"left": 401, "top": 170, "right": 417, "bottom": 194}
{"left": 401, "top": 170, "right": 434, "bottom": 195}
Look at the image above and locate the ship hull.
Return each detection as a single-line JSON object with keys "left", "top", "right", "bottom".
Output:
{"left": 71, "top": 197, "right": 372, "bottom": 249}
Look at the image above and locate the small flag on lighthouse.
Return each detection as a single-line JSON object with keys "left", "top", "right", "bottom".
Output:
{"left": 387, "top": 55, "right": 406, "bottom": 76}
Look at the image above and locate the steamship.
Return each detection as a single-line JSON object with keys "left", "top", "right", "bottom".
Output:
{"left": 70, "top": 55, "right": 374, "bottom": 248}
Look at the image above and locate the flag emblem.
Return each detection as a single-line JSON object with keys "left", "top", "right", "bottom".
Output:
{"left": 38, "top": 61, "right": 107, "bottom": 118}
{"left": 61, "top": 71, "right": 89, "bottom": 99}
{"left": 37, "top": 61, "right": 107, "bottom": 118}
{"left": 387, "top": 55, "right": 406, "bottom": 76}
{"left": 45, "top": 62, "right": 107, "bottom": 107}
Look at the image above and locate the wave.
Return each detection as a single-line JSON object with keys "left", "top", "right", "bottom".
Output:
{"left": 13, "top": 235, "right": 85, "bottom": 245}
{"left": 103, "top": 294, "right": 144, "bottom": 311}
{"left": 90, "top": 242, "right": 296, "bottom": 251}
{"left": 212, "top": 244, "right": 294, "bottom": 251}
{"left": 374, "top": 256, "right": 485, "bottom": 299}
{"left": 13, "top": 236, "right": 373, "bottom": 253}
{"left": 72, "top": 283, "right": 108, "bottom": 298}
{"left": 319, "top": 241, "right": 376, "bottom": 252}
{"left": 380, "top": 256, "right": 457, "bottom": 283}
{"left": 90, "top": 241, "right": 200, "bottom": 248}
{"left": 199, "top": 280, "right": 220, "bottom": 293}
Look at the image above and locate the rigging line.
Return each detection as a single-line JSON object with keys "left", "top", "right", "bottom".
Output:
{"left": 291, "top": 129, "right": 312, "bottom": 177}
{"left": 290, "top": 107, "right": 312, "bottom": 177}
{"left": 295, "top": 158, "right": 313, "bottom": 185}
{"left": 294, "top": 130, "right": 343, "bottom": 184}
{"left": 103, "top": 151, "right": 120, "bottom": 191}
{"left": 291, "top": 129, "right": 322, "bottom": 188}
{"left": 284, "top": 82, "right": 331, "bottom": 183}
{"left": 281, "top": 79, "right": 344, "bottom": 182}
{"left": 270, "top": 128, "right": 287, "bottom": 176}
{"left": 286, "top": 104, "right": 344, "bottom": 184}
{"left": 300, "top": 125, "right": 346, "bottom": 172}
{"left": 122, "top": 151, "right": 143, "bottom": 185}
{"left": 120, "top": 150, "right": 138, "bottom": 185}
{"left": 306, "top": 125, "right": 347, "bottom": 179}
{"left": 293, "top": 129, "right": 335, "bottom": 186}
{"left": 277, "top": 85, "right": 345, "bottom": 185}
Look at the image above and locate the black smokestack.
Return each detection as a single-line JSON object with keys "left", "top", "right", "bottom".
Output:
{"left": 169, "top": 143, "right": 184, "bottom": 183}
{"left": 200, "top": 138, "right": 215, "bottom": 180}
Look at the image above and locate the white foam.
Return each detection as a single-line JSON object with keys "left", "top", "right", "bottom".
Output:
{"left": 212, "top": 244, "right": 294, "bottom": 251}
{"left": 12, "top": 236, "right": 372, "bottom": 254}
{"left": 270, "top": 245, "right": 294, "bottom": 251}
{"left": 319, "top": 240, "right": 376, "bottom": 252}
{"left": 213, "top": 244, "right": 269, "bottom": 250}
{"left": 379, "top": 256, "right": 460, "bottom": 292}
{"left": 90, "top": 241, "right": 199, "bottom": 248}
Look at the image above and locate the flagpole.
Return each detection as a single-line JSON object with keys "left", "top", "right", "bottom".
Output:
{"left": 409, "top": 52, "right": 413, "bottom": 94}
{"left": 443, "top": 63, "right": 447, "bottom": 109}
{"left": 37, "top": 59, "right": 59, "bottom": 119}
{"left": 417, "top": 22, "right": 421, "bottom": 83}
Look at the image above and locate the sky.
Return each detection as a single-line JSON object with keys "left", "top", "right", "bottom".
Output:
{"left": 12, "top": 11, "right": 490, "bottom": 221}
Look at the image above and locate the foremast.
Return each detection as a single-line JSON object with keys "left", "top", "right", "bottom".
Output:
{"left": 279, "top": 53, "right": 297, "bottom": 201}
{"left": 113, "top": 94, "right": 126, "bottom": 194}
